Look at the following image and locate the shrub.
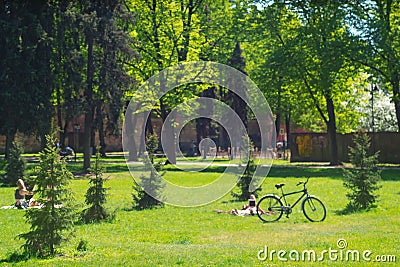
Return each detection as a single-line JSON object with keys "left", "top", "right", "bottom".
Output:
{"left": 81, "top": 149, "right": 112, "bottom": 223}
{"left": 4, "top": 141, "right": 26, "bottom": 186}
{"left": 132, "top": 134, "right": 165, "bottom": 209}
{"left": 231, "top": 136, "right": 261, "bottom": 201}
{"left": 0, "top": 159, "right": 7, "bottom": 185}
{"left": 18, "top": 132, "right": 76, "bottom": 257}
{"left": 343, "top": 132, "right": 381, "bottom": 210}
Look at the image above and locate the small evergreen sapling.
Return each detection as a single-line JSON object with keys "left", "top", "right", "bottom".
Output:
{"left": 132, "top": 134, "right": 165, "bottom": 209}
{"left": 19, "top": 133, "right": 75, "bottom": 257}
{"left": 81, "top": 149, "right": 111, "bottom": 223}
{"left": 343, "top": 132, "right": 381, "bottom": 210}
{"left": 4, "top": 141, "right": 26, "bottom": 186}
{"left": 231, "top": 136, "right": 261, "bottom": 201}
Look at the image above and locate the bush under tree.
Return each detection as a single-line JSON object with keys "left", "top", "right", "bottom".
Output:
{"left": 343, "top": 131, "right": 381, "bottom": 210}
{"left": 19, "top": 132, "right": 76, "bottom": 257}
{"left": 0, "top": 159, "right": 6, "bottom": 184}
{"left": 132, "top": 134, "right": 165, "bottom": 209}
{"left": 81, "top": 148, "right": 112, "bottom": 223}
{"left": 4, "top": 141, "right": 26, "bottom": 186}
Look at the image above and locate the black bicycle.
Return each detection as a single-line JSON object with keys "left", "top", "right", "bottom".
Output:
{"left": 256, "top": 177, "right": 326, "bottom": 222}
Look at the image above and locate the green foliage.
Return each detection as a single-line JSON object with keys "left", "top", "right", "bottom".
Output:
{"left": 0, "top": 0, "right": 54, "bottom": 157}
{"left": 133, "top": 134, "right": 165, "bottom": 209}
{"left": 81, "top": 149, "right": 112, "bottom": 223}
{"left": 18, "top": 133, "right": 76, "bottom": 257}
{"left": 343, "top": 132, "right": 381, "bottom": 211}
{"left": 231, "top": 136, "right": 261, "bottom": 200}
{"left": 0, "top": 159, "right": 6, "bottom": 184}
{"left": 145, "top": 134, "right": 159, "bottom": 162}
{"left": 353, "top": 1, "right": 400, "bottom": 131}
{"left": 4, "top": 141, "right": 26, "bottom": 186}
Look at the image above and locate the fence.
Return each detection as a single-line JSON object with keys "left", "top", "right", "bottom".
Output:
{"left": 289, "top": 132, "right": 400, "bottom": 164}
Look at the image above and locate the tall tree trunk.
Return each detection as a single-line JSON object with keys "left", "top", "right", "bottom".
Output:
{"left": 126, "top": 103, "right": 139, "bottom": 161}
{"left": 56, "top": 87, "right": 64, "bottom": 145}
{"left": 98, "top": 112, "right": 107, "bottom": 157}
{"left": 83, "top": 110, "right": 94, "bottom": 171}
{"left": 275, "top": 113, "right": 281, "bottom": 141}
{"left": 90, "top": 125, "right": 96, "bottom": 155}
{"left": 160, "top": 84, "right": 176, "bottom": 164}
{"left": 326, "top": 97, "right": 339, "bottom": 165}
{"left": 61, "top": 121, "right": 68, "bottom": 148}
{"left": 83, "top": 34, "right": 94, "bottom": 172}
{"left": 178, "top": 0, "right": 194, "bottom": 62}
{"left": 196, "top": 87, "right": 216, "bottom": 145}
{"left": 5, "top": 129, "right": 16, "bottom": 162}
{"left": 392, "top": 70, "right": 400, "bottom": 132}
{"left": 285, "top": 112, "right": 291, "bottom": 160}
{"left": 145, "top": 113, "right": 154, "bottom": 136}
{"left": 275, "top": 77, "right": 282, "bottom": 139}
{"left": 139, "top": 117, "right": 146, "bottom": 155}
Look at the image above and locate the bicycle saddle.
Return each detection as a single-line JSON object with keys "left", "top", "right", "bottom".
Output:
{"left": 275, "top": 183, "right": 285, "bottom": 189}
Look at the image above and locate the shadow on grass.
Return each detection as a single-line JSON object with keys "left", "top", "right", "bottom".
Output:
{"left": 121, "top": 205, "right": 165, "bottom": 212}
{"left": 221, "top": 199, "right": 246, "bottom": 204}
{"left": 335, "top": 204, "right": 378, "bottom": 216}
{"left": 267, "top": 167, "right": 343, "bottom": 179}
{"left": 0, "top": 250, "right": 31, "bottom": 264}
{"left": 163, "top": 165, "right": 229, "bottom": 173}
{"left": 66, "top": 163, "right": 130, "bottom": 175}
{"left": 268, "top": 167, "right": 399, "bottom": 181}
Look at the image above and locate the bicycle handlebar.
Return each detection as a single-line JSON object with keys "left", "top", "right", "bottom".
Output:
{"left": 297, "top": 177, "right": 310, "bottom": 187}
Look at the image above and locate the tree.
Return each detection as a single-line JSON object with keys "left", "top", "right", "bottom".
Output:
{"left": 3, "top": 141, "right": 26, "bottom": 186}
{"left": 226, "top": 42, "right": 248, "bottom": 127}
{"left": 196, "top": 0, "right": 237, "bottom": 147}
{"left": 19, "top": 132, "right": 75, "bottom": 257}
{"left": 77, "top": 0, "right": 133, "bottom": 172}
{"left": 343, "top": 132, "right": 381, "bottom": 210}
{"left": 255, "top": 1, "right": 362, "bottom": 165}
{"left": 52, "top": 0, "right": 86, "bottom": 148}
{"left": 126, "top": 0, "right": 208, "bottom": 163}
{"left": 350, "top": 0, "right": 400, "bottom": 132}
{"left": 355, "top": 84, "right": 398, "bottom": 132}
{"left": 0, "top": 0, "right": 54, "bottom": 160}
{"left": 246, "top": 4, "right": 305, "bottom": 148}
{"left": 132, "top": 134, "right": 165, "bottom": 209}
{"left": 81, "top": 148, "right": 112, "bottom": 223}
{"left": 231, "top": 136, "right": 261, "bottom": 201}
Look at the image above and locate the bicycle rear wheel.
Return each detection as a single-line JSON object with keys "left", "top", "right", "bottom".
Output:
{"left": 302, "top": 196, "right": 326, "bottom": 222}
{"left": 256, "top": 195, "right": 283, "bottom": 222}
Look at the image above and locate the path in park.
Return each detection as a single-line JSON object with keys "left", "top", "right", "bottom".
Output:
{"left": 22, "top": 154, "right": 400, "bottom": 170}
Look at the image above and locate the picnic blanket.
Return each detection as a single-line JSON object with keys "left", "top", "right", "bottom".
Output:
{"left": 1, "top": 205, "right": 17, "bottom": 209}
{"left": 1, "top": 205, "right": 43, "bottom": 209}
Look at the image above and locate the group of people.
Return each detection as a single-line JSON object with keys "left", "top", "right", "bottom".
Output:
{"left": 14, "top": 179, "right": 38, "bottom": 209}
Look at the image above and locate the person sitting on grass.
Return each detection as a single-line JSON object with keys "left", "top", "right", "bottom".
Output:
{"left": 214, "top": 194, "right": 265, "bottom": 216}
{"left": 15, "top": 179, "right": 34, "bottom": 209}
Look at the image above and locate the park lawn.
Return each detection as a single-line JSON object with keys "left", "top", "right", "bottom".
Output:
{"left": 0, "top": 165, "right": 399, "bottom": 266}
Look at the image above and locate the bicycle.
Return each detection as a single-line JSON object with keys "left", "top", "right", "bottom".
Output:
{"left": 256, "top": 177, "right": 326, "bottom": 222}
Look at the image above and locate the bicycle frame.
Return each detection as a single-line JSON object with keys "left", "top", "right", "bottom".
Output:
{"left": 279, "top": 187, "right": 309, "bottom": 209}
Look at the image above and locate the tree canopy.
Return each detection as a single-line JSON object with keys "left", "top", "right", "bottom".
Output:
{"left": 1, "top": 0, "right": 399, "bottom": 166}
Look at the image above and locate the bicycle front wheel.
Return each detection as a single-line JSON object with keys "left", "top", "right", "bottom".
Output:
{"left": 302, "top": 196, "right": 326, "bottom": 222}
{"left": 257, "top": 195, "right": 283, "bottom": 223}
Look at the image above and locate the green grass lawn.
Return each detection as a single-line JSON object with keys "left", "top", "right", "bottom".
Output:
{"left": 0, "top": 159, "right": 399, "bottom": 266}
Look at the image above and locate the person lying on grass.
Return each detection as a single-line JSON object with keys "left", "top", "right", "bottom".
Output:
{"left": 214, "top": 194, "right": 265, "bottom": 216}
